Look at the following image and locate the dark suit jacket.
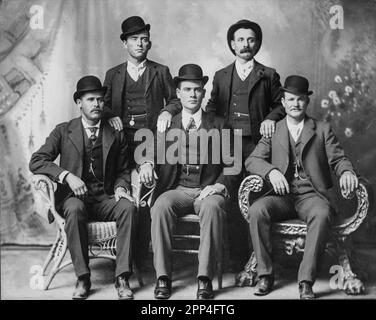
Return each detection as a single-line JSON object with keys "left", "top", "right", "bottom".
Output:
{"left": 245, "top": 116, "right": 356, "bottom": 199}
{"left": 103, "top": 60, "right": 181, "bottom": 129}
{"left": 206, "top": 60, "right": 286, "bottom": 143}
{"left": 29, "top": 117, "right": 131, "bottom": 208}
{"left": 149, "top": 111, "right": 237, "bottom": 206}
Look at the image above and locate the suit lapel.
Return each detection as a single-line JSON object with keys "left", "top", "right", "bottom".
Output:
{"left": 275, "top": 118, "right": 290, "bottom": 155}
{"left": 102, "top": 122, "right": 115, "bottom": 175}
{"left": 67, "top": 118, "right": 84, "bottom": 158}
{"left": 247, "top": 60, "right": 265, "bottom": 96}
{"left": 300, "top": 117, "right": 316, "bottom": 157}
{"left": 145, "top": 60, "right": 158, "bottom": 94}
{"left": 198, "top": 112, "right": 213, "bottom": 165}
{"left": 114, "top": 62, "right": 127, "bottom": 100}
{"left": 222, "top": 63, "right": 234, "bottom": 105}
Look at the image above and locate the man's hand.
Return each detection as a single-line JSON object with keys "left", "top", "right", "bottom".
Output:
{"left": 108, "top": 116, "right": 123, "bottom": 131}
{"left": 268, "top": 169, "right": 290, "bottom": 195}
{"left": 260, "top": 119, "right": 276, "bottom": 138}
{"left": 65, "top": 173, "right": 88, "bottom": 197}
{"left": 114, "top": 187, "right": 134, "bottom": 203}
{"left": 339, "top": 171, "right": 358, "bottom": 196}
{"left": 138, "top": 162, "right": 158, "bottom": 186}
{"left": 157, "top": 111, "right": 172, "bottom": 132}
{"left": 197, "top": 183, "right": 226, "bottom": 200}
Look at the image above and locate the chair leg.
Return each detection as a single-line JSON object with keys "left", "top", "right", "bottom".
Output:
{"left": 235, "top": 251, "right": 258, "bottom": 287}
{"left": 43, "top": 233, "right": 68, "bottom": 290}
{"left": 217, "top": 261, "right": 223, "bottom": 290}
{"left": 133, "top": 264, "right": 144, "bottom": 287}
{"left": 335, "top": 235, "right": 366, "bottom": 295}
{"left": 41, "top": 232, "right": 60, "bottom": 276}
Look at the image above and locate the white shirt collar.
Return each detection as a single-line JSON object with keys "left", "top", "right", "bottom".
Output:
{"left": 235, "top": 59, "right": 254, "bottom": 79}
{"left": 182, "top": 108, "right": 202, "bottom": 130}
{"left": 127, "top": 59, "right": 147, "bottom": 71}
{"left": 286, "top": 117, "right": 304, "bottom": 141}
{"left": 81, "top": 118, "right": 101, "bottom": 138}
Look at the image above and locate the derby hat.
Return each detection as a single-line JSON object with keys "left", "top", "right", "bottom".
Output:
{"left": 227, "top": 19, "right": 262, "bottom": 55}
{"left": 73, "top": 75, "right": 106, "bottom": 102}
{"left": 173, "top": 64, "right": 209, "bottom": 86}
{"left": 120, "top": 16, "right": 150, "bottom": 41}
{"left": 281, "top": 75, "right": 313, "bottom": 96}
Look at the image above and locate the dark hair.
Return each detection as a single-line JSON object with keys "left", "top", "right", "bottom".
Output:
{"left": 123, "top": 30, "right": 150, "bottom": 42}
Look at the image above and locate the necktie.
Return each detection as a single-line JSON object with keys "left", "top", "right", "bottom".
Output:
{"left": 186, "top": 117, "right": 197, "bottom": 131}
{"left": 88, "top": 127, "right": 98, "bottom": 144}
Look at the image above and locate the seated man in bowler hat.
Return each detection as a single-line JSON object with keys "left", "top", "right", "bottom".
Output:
{"left": 29, "top": 76, "right": 137, "bottom": 300}
{"left": 139, "top": 64, "right": 234, "bottom": 300}
{"left": 244, "top": 75, "right": 358, "bottom": 299}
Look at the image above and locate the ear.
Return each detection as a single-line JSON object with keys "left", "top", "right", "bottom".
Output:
{"left": 176, "top": 87, "right": 181, "bottom": 99}
{"left": 148, "top": 40, "right": 152, "bottom": 50}
{"left": 231, "top": 40, "right": 235, "bottom": 51}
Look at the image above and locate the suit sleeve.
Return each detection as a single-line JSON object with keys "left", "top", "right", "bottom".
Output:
{"left": 205, "top": 72, "right": 219, "bottom": 114}
{"left": 103, "top": 69, "right": 116, "bottom": 119}
{"left": 160, "top": 66, "right": 182, "bottom": 116}
{"left": 114, "top": 131, "right": 132, "bottom": 192}
{"left": 324, "top": 124, "right": 356, "bottom": 177}
{"left": 29, "top": 125, "right": 66, "bottom": 182}
{"left": 265, "top": 70, "right": 286, "bottom": 122}
{"left": 244, "top": 136, "right": 278, "bottom": 179}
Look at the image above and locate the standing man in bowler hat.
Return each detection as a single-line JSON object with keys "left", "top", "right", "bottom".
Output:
{"left": 29, "top": 76, "right": 137, "bottom": 300}
{"left": 206, "top": 19, "right": 286, "bottom": 268}
{"left": 103, "top": 16, "right": 181, "bottom": 264}
{"left": 139, "top": 64, "right": 234, "bottom": 300}
{"left": 245, "top": 75, "right": 358, "bottom": 299}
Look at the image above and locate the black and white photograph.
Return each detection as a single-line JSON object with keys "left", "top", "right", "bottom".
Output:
{"left": 1, "top": 0, "right": 375, "bottom": 305}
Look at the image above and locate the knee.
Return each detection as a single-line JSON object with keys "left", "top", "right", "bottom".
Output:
{"left": 307, "top": 207, "right": 333, "bottom": 226}
{"left": 248, "top": 200, "right": 271, "bottom": 224}
{"left": 150, "top": 198, "right": 175, "bottom": 222}
{"left": 63, "top": 198, "right": 87, "bottom": 222}
{"left": 115, "top": 198, "right": 137, "bottom": 221}
{"left": 199, "top": 198, "right": 226, "bottom": 220}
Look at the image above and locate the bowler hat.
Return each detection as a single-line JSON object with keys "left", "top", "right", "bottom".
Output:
{"left": 120, "top": 16, "right": 150, "bottom": 41}
{"left": 281, "top": 75, "right": 313, "bottom": 96}
{"left": 227, "top": 19, "right": 262, "bottom": 55}
{"left": 173, "top": 64, "right": 209, "bottom": 86}
{"left": 73, "top": 75, "right": 106, "bottom": 102}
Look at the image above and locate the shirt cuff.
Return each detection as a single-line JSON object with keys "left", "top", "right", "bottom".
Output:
{"left": 58, "top": 170, "right": 70, "bottom": 184}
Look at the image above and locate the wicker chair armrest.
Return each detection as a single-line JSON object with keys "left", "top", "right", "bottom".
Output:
{"left": 32, "top": 174, "right": 64, "bottom": 225}
{"left": 238, "top": 175, "right": 265, "bottom": 223}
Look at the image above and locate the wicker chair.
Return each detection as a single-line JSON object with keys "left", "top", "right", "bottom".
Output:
{"left": 235, "top": 174, "right": 373, "bottom": 295}
{"left": 32, "top": 172, "right": 150, "bottom": 290}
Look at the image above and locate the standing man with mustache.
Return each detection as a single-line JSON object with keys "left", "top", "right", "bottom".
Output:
{"left": 206, "top": 20, "right": 286, "bottom": 267}
{"left": 29, "top": 76, "right": 137, "bottom": 300}
{"left": 103, "top": 16, "right": 181, "bottom": 264}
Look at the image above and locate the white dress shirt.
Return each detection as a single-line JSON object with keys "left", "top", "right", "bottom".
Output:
{"left": 286, "top": 117, "right": 304, "bottom": 142}
{"left": 182, "top": 108, "right": 202, "bottom": 130}
{"left": 127, "top": 59, "right": 147, "bottom": 82}
{"left": 235, "top": 59, "right": 254, "bottom": 81}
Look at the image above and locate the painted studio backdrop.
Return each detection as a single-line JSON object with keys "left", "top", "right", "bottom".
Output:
{"left": 0, "top": 0, "right": 375, "bottom": 245}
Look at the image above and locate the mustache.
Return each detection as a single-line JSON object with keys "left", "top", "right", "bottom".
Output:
{"left": 240, "top": 47, "right": 252, "bottom": 53}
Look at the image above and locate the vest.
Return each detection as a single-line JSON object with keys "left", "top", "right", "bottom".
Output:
{"left": 286, "top": 131, "right": 315, "bottom": 195}
{"left": 177, "top": 128, "right": 202, "bottom": 188}
{"left": 122, "top": 70, "right": 148, "bottom": 129}
{"left": 228, "top": 70, "right": 251, "bottom": 136}
{"left": 81, "top": 127, "right": 105, "bottom": 200}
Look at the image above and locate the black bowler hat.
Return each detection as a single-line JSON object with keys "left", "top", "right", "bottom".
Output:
{"left": 73, "top": 76, "right": 106, "bottom": 102}
{"left": 227, "top": 19, "right": 262, "bottom": 56}
{"left": 173, "top": 64, "right": 209, "bottom": 86}
{"left": 281, "top": 75, "right": 313, "bottom": 96}
{"left": 120, "top": 16, "right": 150, "bottom": 41}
